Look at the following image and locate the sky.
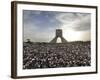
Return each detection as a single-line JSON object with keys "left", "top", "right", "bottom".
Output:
{"left": 23, "top": 10, "right": 91, "bottom": 42}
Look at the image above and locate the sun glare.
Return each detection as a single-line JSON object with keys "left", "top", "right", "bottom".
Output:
{"left": 63, "top": 30, "right": 84, "bottom": 42}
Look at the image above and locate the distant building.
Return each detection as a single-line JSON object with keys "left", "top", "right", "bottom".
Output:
{"left": 50, "top": 29, "right": 67, "bottom": 43}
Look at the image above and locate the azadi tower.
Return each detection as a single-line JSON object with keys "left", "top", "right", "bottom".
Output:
{"left": 50, "top": 29, "right": 67, "bottom": 43}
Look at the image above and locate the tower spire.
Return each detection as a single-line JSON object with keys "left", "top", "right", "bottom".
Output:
{"left": 50, "top": 29, "right": 67, "bottom": 43}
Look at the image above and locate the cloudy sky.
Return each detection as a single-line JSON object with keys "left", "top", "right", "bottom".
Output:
{"left": 23, "top": 10, "right": 91, "bottom": 42}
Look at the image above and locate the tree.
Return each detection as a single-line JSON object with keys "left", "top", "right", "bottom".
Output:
{"left": 26, "top": 39, "right": 31, "bottom": 43}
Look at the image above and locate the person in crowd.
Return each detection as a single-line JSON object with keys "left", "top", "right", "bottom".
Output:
{"left": 23, "top": 41, "right": 91, "bottom": 69}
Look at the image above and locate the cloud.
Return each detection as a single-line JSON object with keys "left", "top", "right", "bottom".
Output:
{"left": 23, "top": 10, "right": 91, "bottom": 42}
{"left": 55, "top": 12, "right": 91, "bottom": 31}
{"left": 74, "top": 15, "right": 91, "bottom": 31}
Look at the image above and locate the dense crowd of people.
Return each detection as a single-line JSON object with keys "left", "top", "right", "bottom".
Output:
{"left": 23, "top": 41, "right": 91, "bottom": 69}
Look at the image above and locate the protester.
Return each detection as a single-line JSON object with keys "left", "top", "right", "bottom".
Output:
{"left": 23, "top": 41, "right": 91, "bottom": 69}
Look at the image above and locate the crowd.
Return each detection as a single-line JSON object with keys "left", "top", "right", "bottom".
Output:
{"left": 23, "top": 41, "right": 91, "bottom": 69}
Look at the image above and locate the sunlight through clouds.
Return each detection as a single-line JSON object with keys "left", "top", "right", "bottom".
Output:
{"left": 23, "top": 10, "right": 91, "bottom": 42}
